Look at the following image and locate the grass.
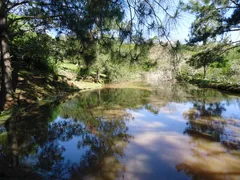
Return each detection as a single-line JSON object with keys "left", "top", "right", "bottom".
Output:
{"left": 58, "top": 60, "right": 103, "bottom": 90}
{"left": 0, "top": 112, "right": 11, "bottom": 124}
{"left": 59, "top": 61, "right": 78, "bottom": 72}
{"left": 73, "top": 81, "right": 103, "bottom": 91}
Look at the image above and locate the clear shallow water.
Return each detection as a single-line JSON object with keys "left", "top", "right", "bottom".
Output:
{"left": 1, "top": 83, "right": 240, "bottom": 179}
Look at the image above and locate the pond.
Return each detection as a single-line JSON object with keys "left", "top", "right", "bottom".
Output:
{"left": 0, "top": 82, "right": 240, "bottom": 179}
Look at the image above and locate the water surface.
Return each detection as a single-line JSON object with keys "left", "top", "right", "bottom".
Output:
{"left": 1, "top": 83, "right": 240, "bottom": 179}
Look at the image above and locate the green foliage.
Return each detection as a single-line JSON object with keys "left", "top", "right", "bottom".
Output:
{"left": 178, "top": 43, "right": 240, "bottom": 87}
{"left": 185, "top": 0, "right": 240, "bottom": 44}
{"left": 181, "top": 0, "right": 240, "bottom": 88}
{"left": 187, "top": 44, "right": 226, "bottom": 69}
{"left": 0, "top": 0, "right": 183, "bottom": 111}
{"left": 75, "top": 38, "right": 153, "bottom": 82}
{"left": 142, "top": 61, "right": 157, "bottom": 71}
{"left": 11, "top": 32, "right": 59, "bottom": 74}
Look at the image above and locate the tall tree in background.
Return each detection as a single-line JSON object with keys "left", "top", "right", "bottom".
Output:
{"left": 184, "top": 0, "right": 240, "bottom": 79}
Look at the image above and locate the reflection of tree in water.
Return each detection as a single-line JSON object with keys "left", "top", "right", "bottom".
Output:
{"left": 144, "top": 83, "right": 190, "bottom": 114}
{"left": 144, "top": 83, "right": 230, "bottom": 115}
{"left": 178, "top": 91, "right": 240, "bottom": 179}
{"left": 0, "top": 102, "right": 57, "bottom": 179}
{"left": 0, "top": 88, "right": 149, "bottom": 179}
{"left": 35, "top": 120, "right": 85, "bottom": 178}
{"left": 58, "top": 88, "right": 149, "bottom": 179}
{"left": 69, "top": 119, "right": 131, "bottom": 179}
{"left": 0, "top": 103, "right": 90, "bottom": 179}
{"left": 183, "top": 93, "right": 240, "bottom": 149}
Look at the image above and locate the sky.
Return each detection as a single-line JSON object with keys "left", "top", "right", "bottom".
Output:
{"left": 169, "top": 0, "right": 240, "bottom": 43}
{"left": 170, "top": 0, "right": 195, "bottom": 42}
{"left": 47, "top": 12, "right": 195, "bottom": 43}
{"left": 47, "top": 0, "right": 240, "bottom": 43}
{"left": 47, "top": 0, "right": 195, "bottom": 42}
{"left": 170, "top": 11, "right": 240, "bottom": 43}
{"left": 169, "top": 11, "right": 195, "bottom": 42}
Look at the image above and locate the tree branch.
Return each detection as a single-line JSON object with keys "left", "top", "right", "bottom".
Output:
{"left": 8, "top": 15, "right": 61, "bottom": 25}
{"left": 7, "top": 1, "right": 30, "bottom": 12}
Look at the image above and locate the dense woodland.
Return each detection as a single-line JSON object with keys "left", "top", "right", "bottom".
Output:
{"left": 0, "top": 0, "right": 240, "bottom": 110}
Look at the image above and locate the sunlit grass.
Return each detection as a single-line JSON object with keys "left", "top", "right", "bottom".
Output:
{"left": 59, "top": 61, "right": 78, "bottom": 72}
{"left": 0, "top": 111, "right": 11, "bottom": 124}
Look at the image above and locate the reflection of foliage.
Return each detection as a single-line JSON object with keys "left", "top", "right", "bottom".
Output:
{"left": 0, "top": 102, "right": 61, "bottom": 178}
{"left": 183, "top": 96, "right": 240, "bottom": 149}
{"left": 0, "top": 85, "right": 239, "bottom": 179}
{"left": 1, "top": 88, "right": 150, "bottom": 179}
{"left": 58, "top": 88, "right": 149, "bottom": 178}
{"left": 183, "top": 102, "right": 226, "bottom": 141}
{"left": 59, "top": 88, "right": 151, "bottom": 120}
{"left": 70, "top": 119, "right": 131, "bottom": 179}
{"left": 146, "top": 83, "right": 230, "bottom": 114}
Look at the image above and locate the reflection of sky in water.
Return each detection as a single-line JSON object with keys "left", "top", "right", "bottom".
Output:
{"left": 127, "top": 102, "right": 194, "bottom": 134}
{"left": 49, "top": 97, "right": 240, "bottom": 179}
{"left": 2, "top": 86, "right": 240, "bottom": 179}
{"left": 121, "top": 99, "right": 240, "bottom": 179}
{"left": 127, "top": 110, "right": 186, "bottom": 134}
{"left": 123, "top": 103, "right": 192, "bottom": 179}
{"left": 58, "top": 136, "right": 90, "bottom": 164}
{"left": 221, "top": 100, "right": 240, "bottom": 119}
{"left": 54, "top": 117, "right": 90, "bottom": 164}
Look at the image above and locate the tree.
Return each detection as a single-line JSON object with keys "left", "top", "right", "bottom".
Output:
{"left": 187, "top": 43, "right": 226, "bottom": 79}
{"left": 0, "top": 0, "right": 124, "bottom": 109}
{"left": 0, "top": 0, "right": 181, "bottom": 110}
{"left": 0, "top": 1, "right": 13, "bottom": 109}
{"left": 184, "top": 0, "right": 240, "bottom": 79}
{"left": 0, "top": 88, "right": 149, "bottom": 178}
{"left": 185, "top": 0, "right": 240, "bottom": 44}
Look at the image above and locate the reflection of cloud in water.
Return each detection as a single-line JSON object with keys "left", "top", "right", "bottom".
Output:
{"left": 167, "top": 115, "right": 186, "bottom": 123}
{"left": 133, "top": 132, "right": 189, "bottom": 154}
{"left": 126, "top": 154, "right": 151, "bottom": 173}
{"left": 122, "top": 131, "right": 240, "bottom": 180}
{"left": 123, "top": 154, "right": 152, "bottom": 180}
{"left": 130, "top": 111, "right": 146, "bottom": 118}
{"left": 127, "top": 119, "right": 166, "bottom": 131}
{"left": 160, "top": 106, "right": 173, "bottom": 114}
{"left": 159, "top": 102, "right": 193, "bottom": 116}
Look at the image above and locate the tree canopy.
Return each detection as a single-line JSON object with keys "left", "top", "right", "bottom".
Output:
{"left": 183, "top": 0, "right": 240, "bottom": 79}
{"left": 185, "top": 0, "right": 240, "bottom": 44}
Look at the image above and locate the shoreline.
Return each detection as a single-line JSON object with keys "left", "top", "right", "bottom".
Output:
{"left": 179, "top": 77, "right": 240, "bottom": 94}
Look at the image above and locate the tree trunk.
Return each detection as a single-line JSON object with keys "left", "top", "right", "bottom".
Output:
{"left": 96, "top": 69, "right": 100, "bottom": 83}
{"left": 203, "top": 64, "right": 207, "bottom": 79}
{"left": 0, "top": 2, "right": 13, "bottom": 110}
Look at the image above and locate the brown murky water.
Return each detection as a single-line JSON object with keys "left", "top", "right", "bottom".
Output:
{"left": 0, "top": 82, "right": 240, "bottom": 179}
